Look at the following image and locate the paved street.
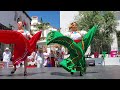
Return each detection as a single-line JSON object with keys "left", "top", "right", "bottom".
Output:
{"left": 0, "top": 66, "right": 120, "bottom": 79}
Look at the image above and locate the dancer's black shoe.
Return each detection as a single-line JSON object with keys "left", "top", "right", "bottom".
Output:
{"left": 24, "top": 71, "right": 27, "bottom": 76}
{"left": 11, "top": 68, "right": 16, "bottom": 74}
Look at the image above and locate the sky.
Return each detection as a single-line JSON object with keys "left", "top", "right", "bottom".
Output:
{"left": 28, "top": 11, "right": 60, "bottom": 29}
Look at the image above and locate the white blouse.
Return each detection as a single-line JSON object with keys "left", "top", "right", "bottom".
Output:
{"left": 65, "top": 30, "right": 87, "bottom": 40}
{"left": 22, "top": 30, "right": 31, "bottom": 39}
{"left": 16, "top": 29, "right": 30, "bottom": 39}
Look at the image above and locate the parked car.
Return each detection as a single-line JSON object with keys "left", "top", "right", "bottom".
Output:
{"left": 86, "top": 60, "right": 95, "bottom": 66}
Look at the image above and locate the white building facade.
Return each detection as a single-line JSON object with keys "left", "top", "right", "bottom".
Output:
{"left": 0, "top": 11, "right": 31, "bottom": 30}
{"left": 113, "top": 11, "right": 120, "bottom": 52}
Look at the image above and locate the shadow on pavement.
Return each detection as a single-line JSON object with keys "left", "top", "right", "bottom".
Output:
{"left": 50, "top": 72, "right": 81, "bottom": 77}
{"left": 0, "top": 72, "right": 46, "bottom": 77}
{"left": 51, "top": 71, "right": 98, "bottom": 77}
{"left": 86, "top": 71, "right": 98, "bottom": 74}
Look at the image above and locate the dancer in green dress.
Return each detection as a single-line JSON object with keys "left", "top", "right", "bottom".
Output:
{"left": 46, "top": 22, "right": 98, "bottom": 76}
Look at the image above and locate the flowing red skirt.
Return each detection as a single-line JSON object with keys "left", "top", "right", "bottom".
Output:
{"left": 0, "top": 30, "right": 42, "bottom": 66}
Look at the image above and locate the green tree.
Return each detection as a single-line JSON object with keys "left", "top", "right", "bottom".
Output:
{"left": 37, "top": 17, "right": 50, "bottom": 30}
{"left": 75, "top": 11, "right": 118, "bottom": 54}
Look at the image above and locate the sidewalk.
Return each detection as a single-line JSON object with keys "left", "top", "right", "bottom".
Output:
{"left": 0, "top": 61, "right": 14, "bottom": 68}
{"left": 0, "top": 61, "right": 37, "bottom": 69}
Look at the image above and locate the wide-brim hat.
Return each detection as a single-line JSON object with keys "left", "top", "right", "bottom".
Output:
{"left": 5, "top": 47, "right": 9, "bottom": 50}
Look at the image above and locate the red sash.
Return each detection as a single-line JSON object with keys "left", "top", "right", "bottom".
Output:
{"left": 74, "top": 39, "right": 81, "bottom": 43}
{"left": 70, "top": 32, "right": 81, "bottom": 43}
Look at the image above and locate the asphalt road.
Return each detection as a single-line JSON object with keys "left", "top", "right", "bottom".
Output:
{"left": 0, "top": 65, "right": 120, "bottom": 79}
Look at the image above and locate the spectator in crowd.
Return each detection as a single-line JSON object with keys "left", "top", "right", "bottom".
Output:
{"left": 28, "top": 51, "right": 36, "bottom": 62}
{"left": 43, "top": 50, "right": 49, "bottom": 67}
{"left": 2, "top": 47, "right": 11, "bottom": 68}
{"left": 49, "top": 50, "right": 56, "bottom": 67}
{"left": 57, "top": 51, "right": 64, "bottom": 66}
{"left": 26, "top": 51, "right": 37, "bottom": 67}
{"left": 55, "top": 51, "right": 60, "bottom": 67}
{"left": 34, "top": 48, "right": 44, "bottom": 68}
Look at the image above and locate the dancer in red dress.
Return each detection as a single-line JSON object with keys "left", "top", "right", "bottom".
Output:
{"left": 0, "top": 21, "right": 42, "bottom": 76}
